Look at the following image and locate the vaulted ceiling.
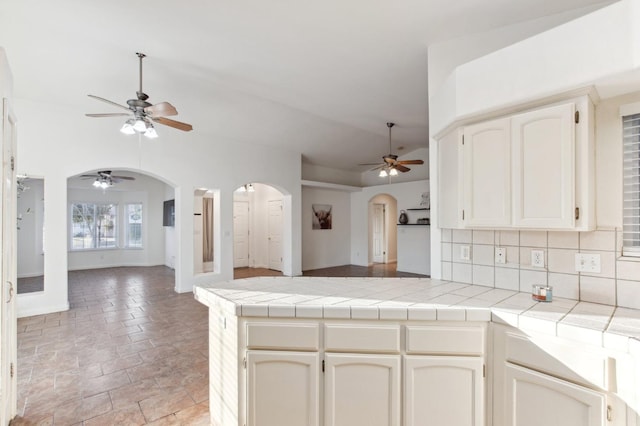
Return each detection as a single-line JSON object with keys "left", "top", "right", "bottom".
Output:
{"left": 0, "top": 0, "right": 612, "bottom": 171}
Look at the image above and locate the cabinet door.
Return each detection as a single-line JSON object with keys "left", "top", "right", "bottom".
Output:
{"left": 246, "top": 351, "right": 319, "bottom": 426}
{"left": 438, "top": 128, "right": 464, "bottom": 229}
{"left": 511, "top": 103, "right": 575, "bottom": 228}
{"left": 325, "top": 353, "right": 401, "bottom": 426}
{"left": 463, "top": 118, "right": 511, "bottom": 227}
{"left": 404, "top": 356, "right": 484, "bottom": 426}
{"left": 505, "top": 363, "right": 606, "bottom": 426}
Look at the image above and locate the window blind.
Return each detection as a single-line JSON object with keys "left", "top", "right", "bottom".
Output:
{"left": 623, "top": 113, "right": 640, "bottom": 256}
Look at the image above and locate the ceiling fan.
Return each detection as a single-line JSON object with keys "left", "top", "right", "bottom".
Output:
{"left": 80, "top": 170, "right": 135, "bottom": 189}
{"left": 359, "top": 122, "right": 424, "bottom": 177}
{"left": 85, "top": 52, "right": 193, "bottom": 138}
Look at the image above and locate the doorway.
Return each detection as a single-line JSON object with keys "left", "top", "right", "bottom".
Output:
{"left": 233, "top": 200, "right": 249, "bottom": 267}
{"left": 267, "top": 199, "right": 283, "bottom": 271}
{"left": 233, "top": 183, "right": 284, "bottom": 275}
{"left": 368, "top": 194, "right": 397, "bottom": 265}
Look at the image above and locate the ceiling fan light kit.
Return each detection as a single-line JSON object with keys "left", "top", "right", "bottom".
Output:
{"left": 359, "top": 122, "right": 424, "bottom": 178}
{"left": 81, "top": 171, "right": 135, "bottom": 190}
{"left": 86, "top": 52, "right": 193, "bottom": 138}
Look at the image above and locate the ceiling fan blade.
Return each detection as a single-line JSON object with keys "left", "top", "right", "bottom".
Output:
{"left": 88, "top": 95, "right": 131, "bottom": 112}
{"left": 395, "top": 164, "right": 411, "bottom": 173}
{"left": 358, "top": 163, "right": 383, "bottom": 166}
{"left": 397, "top": 159, "right": 424, "bottom": 165}
{"left": 80, "top": 175, "right": 99, "bottom": 179}
{"left": 112, "top": 176, "right": 135, "bottom": 180}
{"left": 85, "top": 113, "right": 131, "bottom": 118}
{"left": 153, "top": 117, "right": 193, "bottom": 132}
{"left": 145, "top": 102, "right": 178, "bottom": 118}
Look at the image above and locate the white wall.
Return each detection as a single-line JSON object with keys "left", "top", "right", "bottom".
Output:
{"left": 15, "top": 97, "right": 302, "bottom": 317}
{"left": 17, "top": 178, "right": 44, "bottom": 278}
{"left": 66, "top": 174, "right": 166, "bottom": 271}
{"left": 302, "top": 163, "right": 362, "bottom": 187}
{"left": 427, "top": 3, "right": 612, "bottom": 97}
{"left": 351, "top": 180, "right": 429, "bottom": 270}
{"left": 429, "top": 0, "right": 640, "bottom": 136}
{"left": 302, "top": 186, "right": 352, "bottom": 271}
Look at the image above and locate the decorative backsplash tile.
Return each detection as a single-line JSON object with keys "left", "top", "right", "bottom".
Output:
{"left": 441, "top": 228, "right": 640, "bottom": 309}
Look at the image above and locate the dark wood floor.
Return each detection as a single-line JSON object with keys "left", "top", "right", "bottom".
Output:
{"left": 234, "top": 262, "right": 429, "bottom": 279}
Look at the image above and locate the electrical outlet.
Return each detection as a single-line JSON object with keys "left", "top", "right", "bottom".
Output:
{"left": 575, "top": 253, "right": 601, "bottom": 273}
{"left": 531, "top": 250, "right": 545, "bottom": 268}
{"left": 460, "top": 245, "right": 471, "bottom": 261}
{"left": 495, "top": 247, "right": 506, "bottom": 264}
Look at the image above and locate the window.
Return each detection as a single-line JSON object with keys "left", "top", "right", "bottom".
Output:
{"left": 71, "top": 203, "right": 117, "bottom": 250}
{"left": 623, "top": 113, "right": 640, "bottom": 256}
{"left": 125, "top": 203, "right": 143, "bottom": 248}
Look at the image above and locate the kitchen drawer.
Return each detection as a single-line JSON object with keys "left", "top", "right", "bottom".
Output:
{"left": 405, "top": 325, "right": 484, "bottom": 355}
{"left": 324, "top": 324, "right": 400, "bottom": 353}
{"left": 504, "top": 330, "right": 611, "bottom": 390}
{"left": 246, "top": 322, "right": 319, "bottom": 351}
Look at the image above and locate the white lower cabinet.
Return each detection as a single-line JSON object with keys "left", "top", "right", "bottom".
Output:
{"left": 404, "top": 356, "right": 484, "bottom": 426}
{"left": 246, "top": 351, "right": 320, "bottom": 426}
{"left": 504, "top": 363, "right": 606, "bottom": 426}
{"left": 324, "top": 353, "right": 401, "bottom": 426}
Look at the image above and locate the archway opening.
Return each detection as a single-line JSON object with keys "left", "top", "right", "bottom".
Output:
{"left": 66, "top": 169, "right": 177, "bottom": 286}
{"left": 233, "top": 182, "right": 285, "bottom": 279}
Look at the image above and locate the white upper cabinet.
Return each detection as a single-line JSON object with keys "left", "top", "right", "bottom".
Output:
{"left": 511, "top": 102, "right": 576, "bottom": 229}
{"left": 436, "top": 95, "right": 594, "bottom": 231}
{"left": 463, "top": 118, "right": 511, "bottom": 227}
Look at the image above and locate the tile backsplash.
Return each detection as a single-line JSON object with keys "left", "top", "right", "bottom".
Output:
{"left": 441, "top": 228, "right": 640, "bottom": 309}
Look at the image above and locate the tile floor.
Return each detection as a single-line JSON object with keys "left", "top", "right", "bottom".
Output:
{"left": 13, "top": 266, "right": 210, "bottom": 425}
{"left": 13, "top": 263, "right": 426, "bottom": 425}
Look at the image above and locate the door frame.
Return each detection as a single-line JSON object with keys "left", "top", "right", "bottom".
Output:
{"left": 1, "top": 97, "right": 17, "bottom": 425}
{"left": 267, "top": 199, "right": 283, "bottom": 271}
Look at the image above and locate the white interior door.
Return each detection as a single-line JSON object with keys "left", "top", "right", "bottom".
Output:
{"left": 372, "top": 203, "right": 385, "bottom": 263}
{"left": 233, "top": 200, "right": 250, "bottom": 268}
{"left": 267, "top": 200, "right": 282, "bottom": 271}
{"left": 1, "top": 98, "right": 17, "bottom": 425}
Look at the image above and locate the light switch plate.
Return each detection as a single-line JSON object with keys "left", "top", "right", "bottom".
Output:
{"left": 531, "top": 250, "right": 545, "bottom": 268}
{"left": 575, "top": 253, "right": 601, "bottom": 273}
{"left": 460, "top": 245, "right": 471, "bottom": 261}
{"left": 495, "top": 247, "right": 506, "bottom": 264}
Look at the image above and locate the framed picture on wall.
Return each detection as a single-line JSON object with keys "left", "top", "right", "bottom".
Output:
{"left": 312, "top": 204, "right": 332, "bottom": 230}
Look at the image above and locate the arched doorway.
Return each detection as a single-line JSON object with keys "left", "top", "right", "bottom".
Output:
{"left": 233, "top": 182, "right": 285, "bottom": 278}
{"left": 66, "top": 169, "right": 177, "bottom": 283}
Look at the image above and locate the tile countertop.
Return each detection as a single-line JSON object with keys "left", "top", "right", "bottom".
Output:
{"left": 193, "top": 276, "right": 640, "bottom": 355}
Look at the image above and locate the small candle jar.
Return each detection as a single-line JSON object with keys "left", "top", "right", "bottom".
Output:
{"left": 532, "top": 285, "right": 553, "bottom": 302}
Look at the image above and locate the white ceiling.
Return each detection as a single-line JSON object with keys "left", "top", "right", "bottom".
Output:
{"left": 0, "top": 0, "right": 611, "bottom": 172}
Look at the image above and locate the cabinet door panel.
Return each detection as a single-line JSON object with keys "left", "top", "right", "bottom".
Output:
{"left": 247, "top": 351, "right": 319, "bottom": 426}
{"left": 512, "top": 103, "right": 575, "bottom": 228}
{"left": 404, "top": 356, "right": 484, "bottom": 426}
{"left": 325, "top": 353, "right": 400, "bottom": 426}
{"left": 463, "top": 118, "right": 511, "bottom": 227}
{"left": 505, "top": 363, "right": 606, "bottom": 426}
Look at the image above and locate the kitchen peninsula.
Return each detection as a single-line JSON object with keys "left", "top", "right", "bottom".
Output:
{"left": 194, "top": 277, "right": 640, "bottom": 426}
